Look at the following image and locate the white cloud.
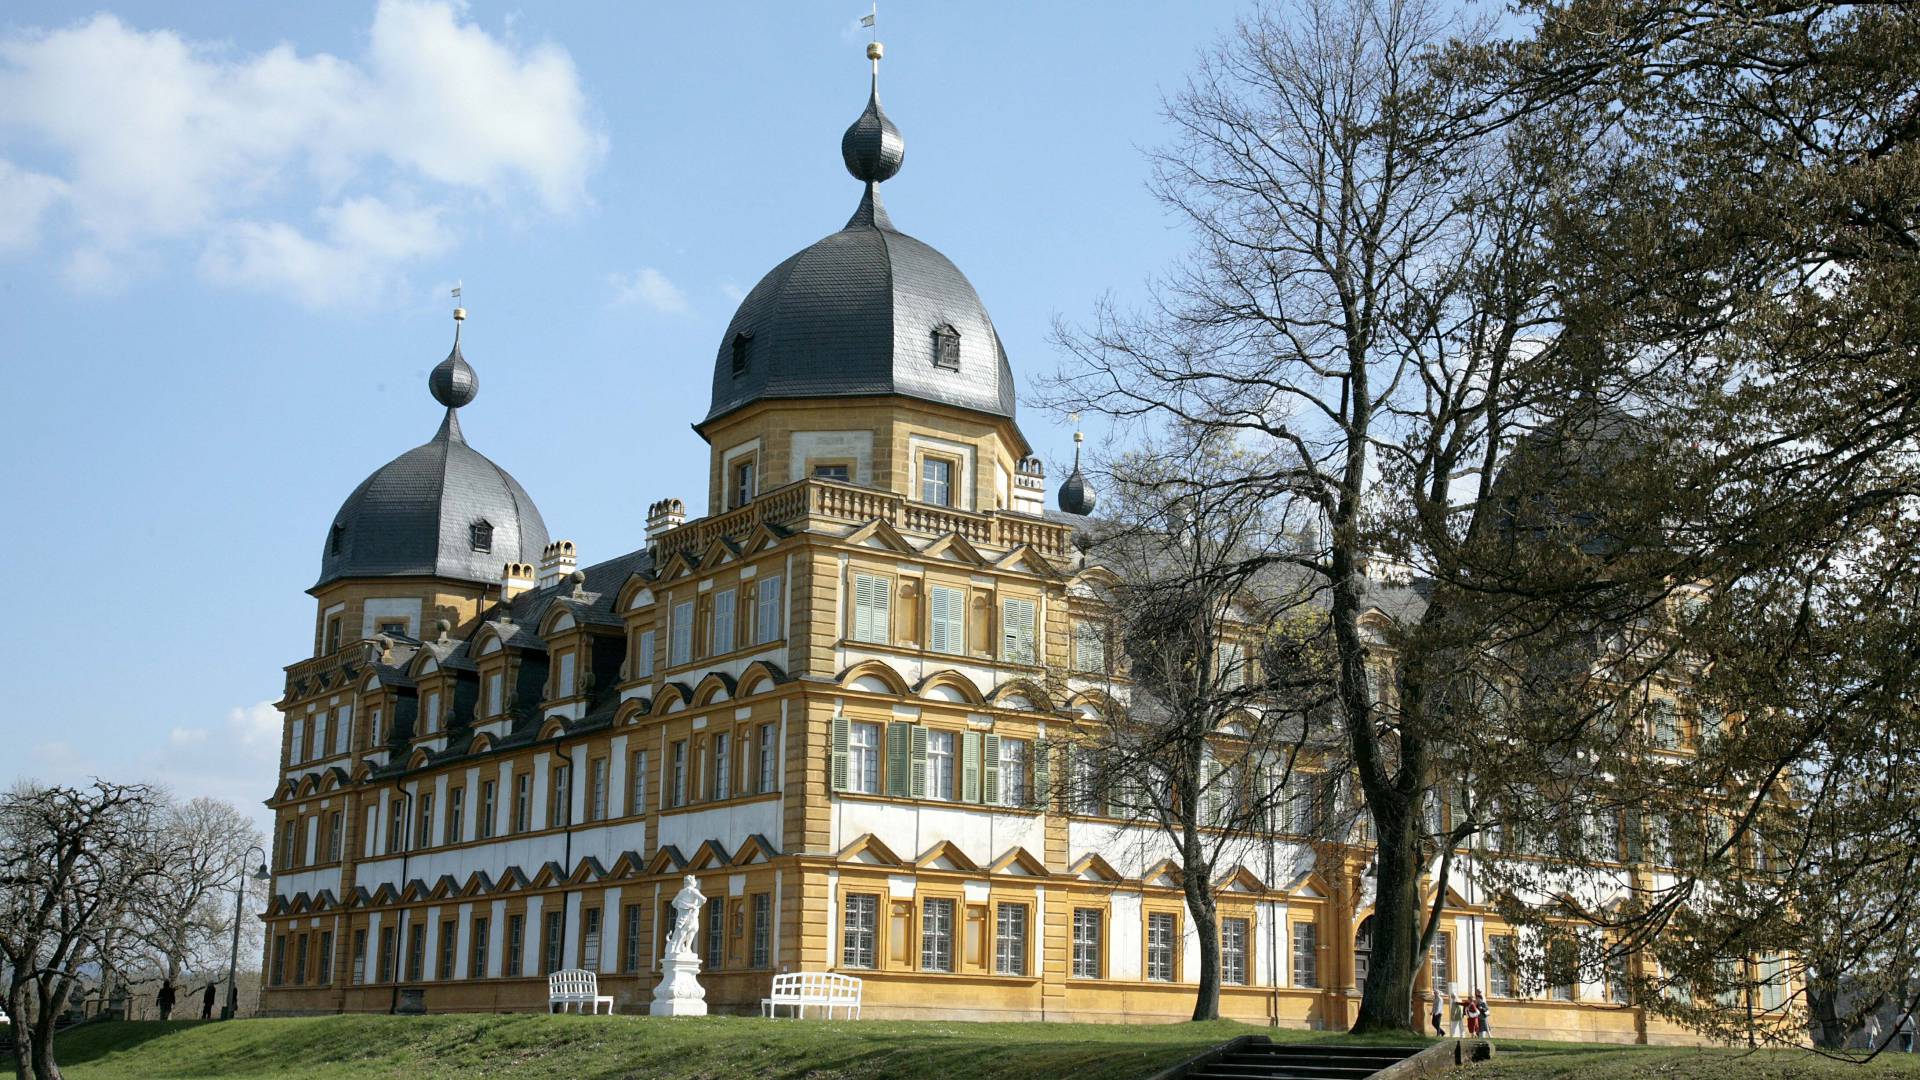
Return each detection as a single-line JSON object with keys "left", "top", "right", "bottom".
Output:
{"left": 0, "top": 1, "right": 604, "bottom": 304}
{"left": 609, "top": 267, "right": 690, "bottom": 314}
{"left": 202, "top": 197, "right": 450, "bottom": 308}
{"left": 718, "top": 280, "right": 746, "bottom": 303}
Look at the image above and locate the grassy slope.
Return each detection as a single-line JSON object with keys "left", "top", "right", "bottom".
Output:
{"left": 1482, "top": 1042, "right": 1920, "bottom": 1080}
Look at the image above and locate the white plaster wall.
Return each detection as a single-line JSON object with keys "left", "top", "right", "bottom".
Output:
{"left": 273, "top": 867, "right": 341, "bottom": 901}
{"left": 789, "top": 431, "right": 875, "bottom": 484}
{"left": 1109, "top": 892, "right": 1143, "bottom": 981}
{"left": 834, "top": 799, "right": 1046, "bottom": 867}
{"left": 654, "top": 799, "right": 783, "bottom": 857}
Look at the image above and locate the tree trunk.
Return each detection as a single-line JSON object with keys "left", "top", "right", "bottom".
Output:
{"left": 1351, "top": 802, "right": 1422, "bottom": 1034}
{"left": 1184, "top": 867, "right": 1222, "bottom": 1021}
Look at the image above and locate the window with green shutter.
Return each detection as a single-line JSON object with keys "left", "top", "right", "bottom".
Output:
{"left": 1073, "top": 621, "right": 1106, "bottom": 672}
{"left": 909, "top": 725, "right": 929, "bottom": 798}
{"left": 929, "top": 584, "right": 966, "bottom": 654}
{"left": 963, "top": 731, "right": 983, "bottom": 803}
{"left": 830, "top": 715, "right": 851, "bottom": 792}
{"left": 886, "top": 722, "right": 912, "bottom": 797}
{"left": 982, "top": 733, "right": 1001, "bottom": 805}
{"left": 1001, "top": 597, "right": 1037, "bottom": 664}
{"left": 853, "top": 574, "right": 891, "bottom": 644}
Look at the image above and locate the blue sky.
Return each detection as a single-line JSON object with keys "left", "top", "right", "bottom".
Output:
{"left": 0, "top": 1, "right": 1233, "bottom": 832}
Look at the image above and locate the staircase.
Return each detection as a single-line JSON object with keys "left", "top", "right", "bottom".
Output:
{"left": 1182, "top": 1040, "right": 1428, "bottom": 1080}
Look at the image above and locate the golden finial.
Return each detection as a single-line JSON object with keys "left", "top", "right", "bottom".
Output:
{"left": 452, "top": 283, "right": 465, "bottom": 322}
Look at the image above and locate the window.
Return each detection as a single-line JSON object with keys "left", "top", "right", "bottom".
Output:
{"left": 1073, "top": 621, "right": 1106, "bottom": 672}
{"left": 848, "top": 722, "right": 881, "bottom": 795}
{"left": 313, "top": 715, "right": 328, "bottom": 760}
{"left": 1222, "top": 918, "right": 1248, "bottom": 985}
{"left": 1549, "top": 938, "right": 1578, "bottom": 1000}
{"left": 1759, "top": 954, "right": 1787, "bottom": 1011}
{"left": 1431, "top": 931, "right": 1452, "bottom": 994}
{"left": 329, "top": 523, "right": 344, "bottom": 556}
{"left": 1650, "top": 698, "right": 1682, "bottom": 749}
{"left": 406, "top": 923, "right": 426, "bottom": 981}
{"left": 479, "top": 780, "right": 497, "bottom": 839}
{"left": 290, "top": 720, "right": 305, "bottom": 766}
{"left": 732, "top": 459, "right": 756, "bottom": 508}
{"left": 294, "top": 933, "right": 309, "bottom": 984}
{"left": 470, "top": 520, "right": 493, "bottom": 552}
{"left": 712, "top": 588, "right": 736, "bottom": 654}
{"left": 712, "top": 732, "right": 732, "bottom": 800}
{"left": 588, "top": 758, "right": 608, "bottom": 821}
{"left": 438, "top": 920, "right": 456, "bottom": 979}
{"left": 386, "top": 799, "right": 406, "bottom": 854}
{"left": 705, "top": 897, "right": 724, "bottom": 970}
{"left": 416, "top": 791, "right": 434, "bottom": 849}
{"left": 369, "top": 707, "right": 383, "bottom": 748}
{"left": 422, "top": 691, "right": 441, "bottom": 735}
{"left": 543, "top": 910, "right": 564, "bottom": 975}
{"left": 378, "top": 925, "right": 396, "bottom": 982}
{"left": 326, "top": 811, "right": 343, "bottom": 862}
{"left": 281, "top": 818, "right": 297, "bottom": 868}
{"left": 756, "top": 575, "right": 783, "bottom": 643}
{"left": 631, "top": 749, "right": 650, "bottom": 813}
{"left": 931, "top": 323, "right": 960, "bottom": 370}
{"left": 1072, "top": 908, "right": 1104, "bottom": 979}
{"left": 1001, "top": 597, "right": 1037, "bottom": 664}
{"left": 671, "top": 741, "right": 688, "bottom": 807}
{"left": 1220, "top": 642, "right": 1247, "bottom": 688}
{"left": 472, "top": 916, "right": 490, "bottom": 979}
{"left": 271, "top": 935, "right": 287, "bottom": 986}
{"left": 929, "top": 584, "right": 966, "bottom": 655}
{"left": 378, "top": 620, "right": 406, "bottom": 637}
{"left": 318, "top": 930, "right": 334, "bottom": 984}
{"left": 325, "top": 616, "right": 343, "bottom": 654}
{"left": 730, "top": 332, "right": 752, "bottom": 376}
{"left": 994, "top": 903, "right": 1028, "bottom": 976}
{"left": 752, "top": 893, "right": 772, "bottom": 968}
{"left": 921, "top": 898, "right": 955, "bottom": 972}
{"left": 334, "top": 705, "right": 351, "bottom": 754}
{"left": 555, "top": 651, "right": 577, "bottom": 699}
{"left": 811, "top": 463, "right": 850, "bottom": 482}
{"left": 550, "top": 764, "right": 572, "bottom": 827}
{"left": 351, "top": 929, "right": 367, "bottom": 984}
{"left": 852, "top": 573, "right": 890, "bottom": 644}
{"left": 1488, "top": 934, "right": 1518, "bottom": 997}
{"left": 506, "top": 915, "right": 525, "bottom": 977}
{"left": 920, "top": 456, "right": 952, "bottom": 506}
{"left": 1605, "top": 951, "right": 1629, "bottom": 1004}
{"left": 757, "top": 725, "right": 777, "bottom": 793}
{"left": 670, "top": 601, "right": 694, "bottom": 666}
{"left": 927, "top": 730, "right": 954, "bottom": 801}
{"left": 582, "top": 907, "right": 602, "bottom": 970}
{"left": 446, "top": 788, "right": 464, "bottom": 844}
{"left": 636, "top": 630, "right": 656, "bottom": 678}
{"left": 622, "top": 904, "right": 644, "bottom": 973}
{"left": 1714, "top": 957, "right": 1741, "bottom": 1008}
{"left": 1291, "top": 922, "right": 1318, "bottom": 987}
{"left": 997, "top": 738, "right": 1029, "bottom": 807}
{"left": 1145, "top": 912, "right": 1176, "bottom": 982}
{"left": 842, "top": 894, "right": 878, "bottom": 969}
{"left": 485, "top": 672, "right": 503, "bottom": 717}
{"left": 513, "top": 773, "right": 532, "bottom": 833}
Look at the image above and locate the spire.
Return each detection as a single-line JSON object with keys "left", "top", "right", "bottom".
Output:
{"left": 1057, "top": 420, "right": 1098, "bottom": 516}
{"left": 428, "top": 299, "right": 477, "bottom": 444}
{"left": 842, "top": 40, "right": 904, "bottom": 194}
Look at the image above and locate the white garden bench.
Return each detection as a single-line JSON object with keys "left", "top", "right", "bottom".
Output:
{"left": 761, "top": 972, "right": 863, "bottom": 1019}
{"left": 547, "top": 969, "right": 614, "bottom": 1014}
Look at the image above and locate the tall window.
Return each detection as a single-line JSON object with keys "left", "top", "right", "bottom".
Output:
{"left": 1549, "top": 939, "right": 1578, "bottom": 1001}
{"left": 994, "top": 903, "right": 1028, "bottom": 976}
{"left": 326, "top": 811, "right": 343, "bottom": 862}
{"left": 406, "top": 924, "right": 425, "bottom": 981}
{"left": 631, "top": 749, "right": 650, "bottom": 814}
{"left": 712, "top": 732, "right": 732, "bottom": 801}
{"left": 271, "top": 936, "right": 287, "bottom": 986}
{"left": 842, "top": 895, "right": 878, "bottom": 969}
{"left": 670, "top": 601, "right": 694, "bottom": 666}
{"left": 325, "top": 615, "right": 343, "bottom": 654}
{"left": 1146, "top": 912, "right": 1176, "bottom": 982}
{"left": 1222, "top": 918, "right": 1249, "bottom": 985}
{"left": 506, "top": 916, "right": 525, "bottom": 977}
{"left": 1291, "top": 922, "right": 1318, "bottom": 987}
{"left": 351, "top": 929, "right": 367, "bottom": 984}
{"left": 730, "top": 332, "right": 752, "bottom": 376}
{"left": 705, "top": 897, "right": 724, "bottom": 970}
{"left": 1650, "top": 698, "right": 1682, "bottom": 749}
{"left": 622, "top": 904, "right": 644, "bottom": 973}
{"left": 921, "top": 898, "right": 954, "bottom": 972}
{"left": 852, "top": 573, "right": 890, "bottom": 644}
{"left": 282, "top": 818, "right": 298, "bottom": 868}
{"left": 927, "top": 731, "right": 954, "bottom": 801}
{"left": 437, "top": 920, "right": 456, "bottom": 979}
{"left": 446, "top": 788, "right": 464, "bottom": 844}
{"left": 1071, "top": 908, "right": 1103, "bottom": 979}
{"left": 486, "top": 672, "right": 503, "bottom": 717}
{"left": 424, "top": 691, "right": 442, "bottom": 734}
{"left": 921, "top": 457, "right": 952, "bottom": 505}
{"left": 1488, "top": 934, "right": 1518, "bottom": 997}
{"left": 588, "top": 758, "right": 608, "bottom": 822}
{"left": 513, "top": 774, "right": 531, "bottom": 833}
{"left": 294, "top": 933, "right": 309, "bottom": 984}
{"left": 543, "top": 911, "right": 564, "bottom": 975}
{"left": 386, "top": 799, "right": 406, "bottom": 854}
{"left": 671, "top": 741, "right": 688, "bottom": 807}
{"left": 416, "top": 791, "right": 434, "bottom": 849}
{"left": 757, "top": 725, "right": 777, "bottom": 793}
{"left": 479, "top": 780, "right": 497, "bottom": 839}
{"left": 931, "top": 323, "right": 961, "bottom": 370}
{"left": 752, "top": 893, "right": 772, "bottom": 968}
{"left": 848, "top": 722, "right": 881, "bottom": 795}
{"left": 1001, "top": 597, "right": 1037, "bottom": 664}
{"left": 1431, "top": 931, "right": 1453, "bottom": 994}
{"left": 472, "top": 916, "right": 490, "bottom": 979}
{"left": 929, "top": 584, "right": 966, "bottom": 654}
{"left": 555, "top": 651, "right": 576, "bottom": 699}
{"left": 756, "top": 575, "right": 783, "bottom": 643}
{"left": 582, "top": 907, "right": 602, "bottom": 970}
{"left": 712, "top": 588, "right": 736, "bottom": 654}
{"left": 1073, "top": 621, "right": 1106, "bottom": 672}
{"left": 997, "top": 738, "right": 1029, "bottom": 807}
{"left": 636, "top": 630, "right": 656, "bottom": 678}
{"left": 378, "top": 926, "right": 396, "bottom": 982}
{"left": 550, "top": 763, "right": 572, "bottom": 828}
{"left": 732, "top": 459, "right": 755, "bottom": 508}
{"left": 1605, "top": 951, "right": 1630, "bottom": 1004}
{"left": 317, "top": 930, "right": 334, "bottom": 984}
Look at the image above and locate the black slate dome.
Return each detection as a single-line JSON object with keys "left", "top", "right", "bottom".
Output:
{"left": 704, "top": 56, "right": 1016, "bottom": 427}
{"left": 316, "top": 319, "right": 549, "bottom": 590}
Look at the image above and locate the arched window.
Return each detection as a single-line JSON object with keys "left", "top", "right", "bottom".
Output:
{"left": 469, "top": 520, "right": 494, "bottom": 553}
{"left": 730, "top": 332, "right": 753, "bottom": 377}
{"left": 931, "top": 324, "right": 960, "bottom": 370}
{"left": 329, "top": 523, "right": 345, "bottom": 556}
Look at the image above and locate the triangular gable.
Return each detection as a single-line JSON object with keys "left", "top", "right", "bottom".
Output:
{"left": 527, "top": 861, "right": 567, "bottom": 889}
{"left": 493, "top": 866, "right": 532, "bottom": 893}
{"left": 740, "top": 523, "right": 788, "bottom": 555}
{"left": 399, "top": 878, "right": 431, "bottom": 903}
{"left": 605, "top": 850, "right": 647, "bottom": 878}
{"left": 697, "top": 536, "right": 741, "bottom": 569}
{"left": 843, "top": 518, "right": 916, "bottom": 554}
{"left": 1069, "top": 852, "right": 1125, "bottom": 883}
{"left": 837, "top": 833, "right": 907, "bottom": 867}
{"left": 654, "top": 548, "right": 701, "bottom": 581}
{"left": 1287, "top": 869, "right": 1330, "bottom": 899}
{"left": 459, "top": 870, "right": 497, "bottom": 898}
{"left": 645, "top": 846, "right": 688, "bottom": 875}
{"left": 990, "top": 847, "right": 1050, "bottom": 877}
{"left": 568, "top": 856, "right": 609, "bottom": 886}
{"left": 993, "top": 544, "right": 1063, "bottom": 579}
{"left": 1141, "top": 858, "right": 1185, "bottom": 889}
{"left": 685, "top": 839, "right": 732, "bottom": 871}
{"left": 914, "top": 840, "right": 981, "bottom": 873}
{"left": 428, "top": 874, "right": 461, "bottom": 900}
{"left": 730, "top": 835, "right": 780, "bottom": 867}
{"left": 919, "top": 532, "right": 991, "bottom": 567}
{"left": 1214, "top": 865, "right": 1268, "bottom": 894}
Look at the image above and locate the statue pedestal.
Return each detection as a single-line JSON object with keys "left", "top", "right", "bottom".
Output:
{"left": 649, "top": 952, "right": 707, "bottom": 1017}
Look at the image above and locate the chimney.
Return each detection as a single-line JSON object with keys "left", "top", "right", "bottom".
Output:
{"left": 1012, "top": 456, "right": 1046, "bottom": 516}
{"left": 538, "top": 540, "right": 577, "bottom": 588}
{"left": 646, "top": 498, "right": 686, "bottom": 548}
{"left": 501, "top": 561, "right": 536, "bottom": 600}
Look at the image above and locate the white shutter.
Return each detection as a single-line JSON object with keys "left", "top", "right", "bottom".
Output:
{"left": 1001, "top": 597, "right": 1036, "bottom": 664}
{"left": 854, "top": 574, "right": 890, "bottom": 644}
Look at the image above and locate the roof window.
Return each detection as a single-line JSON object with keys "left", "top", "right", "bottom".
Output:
{"left": 730, "top": 332, "right": 753, "bottom": 377}
{"left": 932, "top": 324, "right": 960, "bottom": 371}
{"left": 470, "top": 520, "right": 494, "bottom": 553}
{"left": 329, "top": 523, "right": 345, "bottom": 556}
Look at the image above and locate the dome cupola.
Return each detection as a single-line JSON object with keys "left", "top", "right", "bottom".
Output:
{"left": 1057, "top": 426, "right": 1097, "bottom": 516}
{"left": 316, "top": 307, "right": 549, "bottom": 590}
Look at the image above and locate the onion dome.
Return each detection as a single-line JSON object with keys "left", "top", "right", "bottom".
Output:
{"left": 703, "top": 41, "right": 1016, "bottom": 428}
{"left": 316, "top": 308, "right": 549, "bottom": 590}
{"left": 1057, "top": 428, "right": 1097, "bottom": 516}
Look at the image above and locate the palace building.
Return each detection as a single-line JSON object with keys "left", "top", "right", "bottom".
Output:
{"left": 257, "top": 44, "right": 1771, "bottom": 1042}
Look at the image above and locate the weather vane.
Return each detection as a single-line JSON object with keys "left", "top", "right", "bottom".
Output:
{"left": 861, "top": 3, "right": 876, "bottom": 39}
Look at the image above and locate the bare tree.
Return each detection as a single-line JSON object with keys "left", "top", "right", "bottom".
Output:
{"left": 0, "top": 781, "right": 170, "bottom": 1080}
{"left": 134, "top": 797, "right": 264, "bottom": 985}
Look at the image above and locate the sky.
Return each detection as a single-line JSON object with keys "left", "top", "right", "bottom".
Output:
{"left": 0, "top": 0, "right": 1239, "bottom": 836}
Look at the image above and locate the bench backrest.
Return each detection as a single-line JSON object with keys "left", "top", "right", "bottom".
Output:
{"left": 769, "top": 971, "right": 862, "bottom": 1001}
{"left": 548, "top": 969, "right": 599, "bottom": 996}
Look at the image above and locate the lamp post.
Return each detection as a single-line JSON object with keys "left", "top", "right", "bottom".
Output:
{"left": 223, "top": 846, "right": 270, "bottom": 1020}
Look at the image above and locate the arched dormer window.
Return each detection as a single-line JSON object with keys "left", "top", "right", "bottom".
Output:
{"left": 931, "top": 324, "right": 960, "bottom": 370}
{"left": 469, "top": 519, "right": 494, "bottom": 553}
{"left": 329, "top": 523, "right": 345, "bottom": 556}
{"left": 730, "top": 332, "right": 753, "bottom": 377}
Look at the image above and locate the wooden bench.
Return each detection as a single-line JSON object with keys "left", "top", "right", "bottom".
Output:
{"left": 547, "top": 969, "right": 614, "bottom": 1014}
{"left": 761, "top": 972, "right": 862, "bottom": 1019}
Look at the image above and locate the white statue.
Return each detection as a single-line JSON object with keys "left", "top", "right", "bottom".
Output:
{"left": 651, "top": 875, "right": 709, "bottom": 1017}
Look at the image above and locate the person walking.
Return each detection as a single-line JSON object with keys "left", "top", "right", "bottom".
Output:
{"left": 156, "top": 979, "right": 177, "bottom": 1022}
{"left": 200, "top": 982, "right": 217, "bottom": 1021}
{"left": 1473, "top": 989, "right": 1493, "bottom": 1039}
{"left": 1432, "top": 993, "right": 1446, "bottom": 1037}
{"left": 1449, "top": 993, "right": 1466, "bottom": 1037}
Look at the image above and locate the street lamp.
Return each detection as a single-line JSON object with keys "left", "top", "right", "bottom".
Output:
{"left": 222, "top": 846, "right": 270, "bottom": 1020}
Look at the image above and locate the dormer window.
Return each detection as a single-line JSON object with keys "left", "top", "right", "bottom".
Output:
{"left": 470, "top": 520, "right": 494, "bottom": 553}
{"left": 730, "top": 332, "right": 753, "bottom": 377}
{"left": 329, "top": 523, "right": 345, "bottom": 556}
{"left": 932, "top": 324, "right": 960, "bottom": 370}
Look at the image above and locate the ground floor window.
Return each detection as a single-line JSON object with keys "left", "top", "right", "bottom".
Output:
{"left": 543, "top": 911, "right": 564, "bottom": 975}
{"left": 351, "top": 929, "right": 367, "bottom": 984}
{"left": 270, "top": 935, "right": 287, "bottom": 986}
{"left": 1431, "top": 931, "right": 1452, "bottom": 995}
{"left": 995, "top": 903, "right": 1028, "bottom": 976}
{"left": 1222, "top": 918, "right": 1248, "bottom": 985}
{"left": 623, "top": 904, "right": 644, "bottom": 973}
{"left": 406, "top": 924, "right": 426, "bottom": 981}
{"left": 582, "top": 907, "right": 602, "bottom": 971}
{"left": 1146, "top": 912, "right": 1177, "bottom": 982}
{"left": 472, "top": 917, "right": 490, "bottom": 979}
{"left": 293, "top": 932, "right": 309, "bottom": 985}
{"left": 506, "top": 914, "right": 525, "bottom": 977}
{"left": 437, "top": 920, "right": 456, "bottom": 980}
{"left": 1072, "top": 908, "right": 1103, "bottom": 979}
{"left": 378, "top": 925, "right": 397, "bottom": 982}
{"left": 1488, "top": 934, "right": 1518, "bottom": 998}
{"left": 843, "top": 894, "right": 878, "bottom": 969}
{"left": 921, "top": 898, "right": 954, "bottom": 972}
{"left": 752, "top": 894, "right": 772, "bottom": 968}
{"left": 1291, "top": 922, "right": 1317, "bottom": 988}
{"left": 706, "top": 897, "right": 725, "bottom": 971}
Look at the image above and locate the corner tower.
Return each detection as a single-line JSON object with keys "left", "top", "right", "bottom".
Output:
{"left": 696, "top": 41, "right": 1044, "bottom": 518}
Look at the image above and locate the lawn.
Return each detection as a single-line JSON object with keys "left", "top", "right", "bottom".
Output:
{"left": 1481, "top": 1041, "right": 1920, "bottom": 1080}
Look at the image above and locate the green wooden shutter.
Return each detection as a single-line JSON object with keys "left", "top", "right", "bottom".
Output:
{"left": 982, "top": 733, "right": 1001, "bottom": 806}
{"left": 1062, "top": 745, "right": 1077, "bottom": 813}
{"left": 886, "top": 722, "right": 911, "bottom": 798}
{"left": 1033, "top": 739, "right": 1052, "bottom": 809}
{"left": 962, "top": 732, "right": 982, "bottom": 803}
{"left": 830, "top": 715, "right": 850, "bottom": 792}
{"left": 910, "top": 725, "right": 928, "bottom": 799}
